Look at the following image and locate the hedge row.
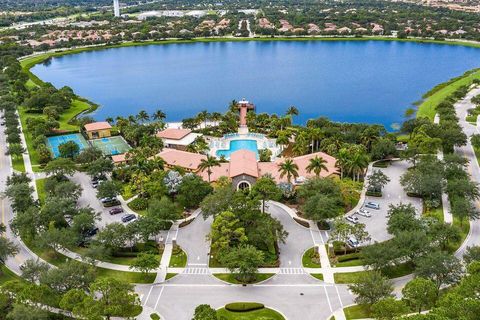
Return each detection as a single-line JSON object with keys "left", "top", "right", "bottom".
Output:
{"left": 225, "top": 302, "right": 265, "bottom": 312}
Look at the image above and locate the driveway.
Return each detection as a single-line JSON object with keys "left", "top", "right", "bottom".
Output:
{"left": 176, "top": 214, "right": 212, "bottom": 267}
{"left": 268, "top": 202, "right": 314, "bottom": 268}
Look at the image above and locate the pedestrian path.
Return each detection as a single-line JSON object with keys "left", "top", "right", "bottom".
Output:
{"left": 434, "top": 113, "right": 453, "bottom": 224}
{"left": 278, "top": 268, "right": 305, "bottom": 275}
{"left": 182, "top": 267, "right": 211, "bottom": 275}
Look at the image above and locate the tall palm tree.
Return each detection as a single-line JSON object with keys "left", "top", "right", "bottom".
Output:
{"left": 309, "top": 128, "right": 323, "bottom": 153}
{"left": 197, "top": 110, "right": 210, "bottom": 129}
{"left": 335, "top": 148, "right": 350, "bottom": 179}
{"left": 152, "top": 109, "right": 166, "bottom": 121}
{"left": 278, "top": 158, "right": 299, "bottom": 184}
{"left": 105, "top": 117, "right": 114, "bottom": 125}
{"left": 136, "top": 110, "right": 150, "bottom": 123}
{"left": 286, "top": 106, "right": 299, "bottom": 117}
{"left": 306, "top": 156, "right": 328, "bottom": 177}
{"left": 350, "top": 150, "right": 370, "bottom": 181}
{"left": 276, "top": 131, "right": 290, "bottom": 153}
{"left": 199, "top": 155, "right": 221, "bottom": 182}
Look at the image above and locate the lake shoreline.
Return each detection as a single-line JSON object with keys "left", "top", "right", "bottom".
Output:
{"left": 19, "top": 35, "right": 480, "bottom": 128}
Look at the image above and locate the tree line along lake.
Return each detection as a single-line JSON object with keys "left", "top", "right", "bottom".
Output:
{"left": 31, "top": 40, "right": 480, "bottom": 129}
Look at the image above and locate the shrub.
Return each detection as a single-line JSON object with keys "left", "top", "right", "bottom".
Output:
{"left": 293, "top": 217, "right": 310, "bottom": 228}
{"left": 129, "top": 197, "right": 148, "bottom": 210}
{"left": 317, "top": 220, "right": 331, "bottom": 230}
{"left": 366, "top": 190, "right": 382, "bottom": 197}
{"left": 225, "top": 302, "right": 264, "bottom": 312}
{"left": 337, "top": 252, "right": 361, "bottom": 262}
{"left": 150, "top": 313, "right": 160, "bottom": 320}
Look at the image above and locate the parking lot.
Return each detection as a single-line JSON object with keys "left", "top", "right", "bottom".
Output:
{"left": 348, "top": 160, "right": 423, "bottom": 243}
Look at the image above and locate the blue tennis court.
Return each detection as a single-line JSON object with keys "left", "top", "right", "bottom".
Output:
{"left": 46, "top": 133, "right": 89, "bottom": 158}
{"left": 90, "top": 136, "right": 131, "bottom": 156}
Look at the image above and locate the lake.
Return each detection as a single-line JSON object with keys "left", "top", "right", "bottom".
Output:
{"left": 31, "top": 40, "right": 480, "bottom": 129}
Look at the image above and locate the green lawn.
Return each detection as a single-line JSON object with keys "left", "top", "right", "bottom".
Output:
{"left": 334, "top": 263, "right": 414, "bottom": 284}
{"left": 216, "top": 307, "right": 285, "bottom": 320}
{"left": 416, "top": 69, "right": 480, "bottom": 120}
{"left": 213, "top": 273, "right": 275, "bottom": 284}
{"left": 35, "top": 178, "right": 46, "bottom": 204}
{"left": 333, "top": 258, "right": 364, "bottom": 268}
{"left": 11, "top": 155, "right": 25, "bottom": 173}
{"left": 309, "top": 273, "right": 324, "bottom": 281}
{"left": 73, "top": 246, "right": 161, "bottom": 267}
{"left": 165, "top": 273, "right": 177, "bottom": 280}
{"left": 26, "top": 242, "right": 155, "bottom": 284}
{"left": 302, "top": 247, "right": 321, "bottom": 268}
{"left": 343, "top": 304, "right": 372, "bottom": 320}
{"left": 0, "top": 265, "right": 21, "bottom": 284}
{"left": 169, "top": 247, "right": 187, "bottom": 268}
{"left": 424, "top": 206, "right": 444, "bottom": 222}
{"left": 448, "top": 215, "right": 471, "bottom": 253}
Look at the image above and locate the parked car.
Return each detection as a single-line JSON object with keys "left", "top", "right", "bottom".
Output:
{"left": 92, "top": 175, "right": 107, "bottom": 182}
{"left": 347, "top": 236, "right": 359, "bottom": 248}
{"left": 356, "top": 209, "right": 371, "bottom": 217}
{"left": 122, "top": 214, "right": 136, "bottom": 223}
{"left": 346, "top": 215, "right": 359, "bottom": 224}
{"left": 84, "top": 227, "right": 99, "bottom": 238}
{"left": 103, "top": 199, "right": 121, "bottom": 207}
{"left": 365, "top": 202, "right": 380, "bottom": 210}
{"left": 109, "top": 207, "right": 124, "bottom": 215}
{"left": 100, "top": 197, "right": 116, "bottom": 203}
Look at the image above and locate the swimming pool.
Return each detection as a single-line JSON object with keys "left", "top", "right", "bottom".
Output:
{"left": 46, "top": 133, "right": 89, "bottom": 158}
{"left": 216, "top": 139, "right": 258, "bottom": 159}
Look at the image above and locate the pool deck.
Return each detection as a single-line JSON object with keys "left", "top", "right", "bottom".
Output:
{"left": 209, "top": 133, "right": 280, "bottom": 160}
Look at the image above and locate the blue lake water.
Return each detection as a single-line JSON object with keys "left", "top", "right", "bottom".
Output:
{"left": 31, "top": 40, "right": 480, "bottom": 129}
{"left": 216, "top": 139, "right": 259, "bottom": 159}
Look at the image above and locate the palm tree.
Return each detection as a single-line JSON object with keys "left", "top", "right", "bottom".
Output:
{"left": 152, "top": 109, "right": 166, "bottom": 121}
{"left": 197, "top": 110, "right": 210, "bottom": 129}
{"left": 286, "top": 106, "right": 299, "bottom": 117}
{"left": 278, "top": 159, "right": 299, "bottom": 184}
{"left": 309, "top": 128, "right": 323, "bottom": 153}
{"left": 105, "top": 117, "right": 114, "bottom": 125}
{"left": 350, "top": 150, "right": 370, "bottom": 181}
{"left": 276, "top": 131, "right": 290, "bottom": 153}
{"left": 198, "top": 155, "right": 221, "bottom": 182}
{"left": 136, "top": 110, "right": 150, "bottom": 123}
{"left": 306, "top": 156, "right": 328, "bottom": 177}
{"left": 335, "top": 148, "right": 350, "bottom": 179}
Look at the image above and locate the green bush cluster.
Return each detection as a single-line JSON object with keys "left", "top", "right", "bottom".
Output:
{"left": 225, "top": 302, "right": 265, "bottom": 312}
{"left": 129, "top": 197, "right": 148, "bottom": 210}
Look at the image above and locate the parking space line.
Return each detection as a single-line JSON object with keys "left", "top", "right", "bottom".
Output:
{"left": 335, "top": 285, "right": 343, "bottom": 308}
{"left": 323, "top": 286, "right": 333, "bottom": 312}
{"left": 143, "top": 286, "right": 153, "bottom": 306}
{"left": 153, "top": 286, "right": 164, "bottom": 310}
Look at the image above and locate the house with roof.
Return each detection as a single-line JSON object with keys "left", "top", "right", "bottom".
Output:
{"left": 156, "top": 128, "right": 202, "bottom": 150}
{"left": 83, "top": 122, "right": 112, "bottom": 140}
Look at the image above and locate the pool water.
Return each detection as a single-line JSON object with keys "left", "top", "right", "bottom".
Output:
{"left": 46, "top": 133, "right": 89, "bottom": 158}
{"left": 216, "top": 139, "right": 258, "bottom": 159}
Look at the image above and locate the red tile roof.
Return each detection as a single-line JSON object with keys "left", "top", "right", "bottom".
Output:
{"left": 156, "top": 128, "right": 192, "bottom": 140}
{"left": 84, "top": 121, "right": 112, "bottom": 132}
{"left": 155, "top": 148, "right": 206, "bottom": 170}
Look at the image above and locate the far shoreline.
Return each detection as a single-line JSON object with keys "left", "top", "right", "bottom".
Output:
{"left": 18, "top": 35, "right": 480, "bottom": 127}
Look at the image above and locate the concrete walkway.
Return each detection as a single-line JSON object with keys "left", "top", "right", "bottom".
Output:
{"left": 434, "top": 113, "right": 453, "bottom": 224}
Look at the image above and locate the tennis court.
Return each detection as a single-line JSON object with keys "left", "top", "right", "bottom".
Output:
{"left": 46, "top": 133, "right": 90, "bottom": 158}
{"left": 90, "top": 136, "right": 131, "bottom": 156}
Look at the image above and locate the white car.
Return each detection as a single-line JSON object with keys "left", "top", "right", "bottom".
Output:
{"left": 357, "top": 209, "right": 371, "bottom": 217}
{"left": 346, "top": 215, "right": 359, "bottom": 224}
